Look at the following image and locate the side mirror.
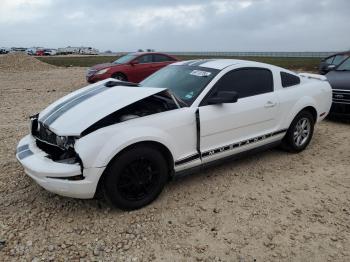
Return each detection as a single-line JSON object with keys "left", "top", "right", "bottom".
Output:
{"left": 130, "top": 60, "right": 139, "bottom": 66}
{"left": 326, "top": 64, "right": 336, "bottom": 71}
{"left": 207, "top": 91, "right": 238, "bottom": 105}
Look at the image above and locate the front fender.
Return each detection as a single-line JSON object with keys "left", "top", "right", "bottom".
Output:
{"left": 75, "top": 124, "right": 177, "bottom": 168}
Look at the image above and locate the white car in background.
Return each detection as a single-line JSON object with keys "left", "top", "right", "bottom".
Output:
{"left": 44, "top": 49, "right": 57, "bottom": 56}
{"left": 16, "top": 59, "right": 332, "bottom": 210}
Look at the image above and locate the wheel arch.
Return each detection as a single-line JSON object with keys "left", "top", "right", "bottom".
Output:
{"left": 111, "top": 140, "right": 175, "bottom": 173}
{"left": 300, "top": 106, "right": 317, "bottom": 123}
{"left": 95, "top": 140, "right": 175, "bottom": 198}
{"left": 283, "top": 96, "right": 319, "bottom": 129}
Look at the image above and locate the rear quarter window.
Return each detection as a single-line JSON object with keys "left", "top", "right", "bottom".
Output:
{"left": 280, "top": 72, "right": 300, "bottom": 88}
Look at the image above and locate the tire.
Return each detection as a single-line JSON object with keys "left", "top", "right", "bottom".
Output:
{"left": 281, "top": 110, "right": 315, "bottom": 153}
{"left": 103, "top": 145, "right": 168, "bottom": 210}
{"left": 112, "top": 73, "right": 127, "bottom": 81}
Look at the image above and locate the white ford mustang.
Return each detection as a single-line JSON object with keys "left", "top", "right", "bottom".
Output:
{"left": 16, "top": 59, "right": 332, "bottom": 210}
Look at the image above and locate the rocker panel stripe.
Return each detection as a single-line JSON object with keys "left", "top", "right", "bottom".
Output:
{"left": 174, "top": 129, "right": 287, "bottom": 166}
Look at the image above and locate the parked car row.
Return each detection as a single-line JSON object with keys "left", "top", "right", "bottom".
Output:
{"left": 57, "top": 46, "right": 99, "bottom": 55}
{"left": 1, "top": 46, "right": 100, "bottom": 56}
{"left": 26, "top": 48, "right": 57, "bottom": 56}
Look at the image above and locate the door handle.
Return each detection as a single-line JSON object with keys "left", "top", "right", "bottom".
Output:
{"left": 264, "top": 101, "right": 277, "bottom": 108}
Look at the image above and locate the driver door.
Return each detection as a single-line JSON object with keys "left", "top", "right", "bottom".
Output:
{"left": 131, "top": 54, "right": 154, "bottom": 82}
{"left": 199, "top": 67, "right": 280, "bottom": 163}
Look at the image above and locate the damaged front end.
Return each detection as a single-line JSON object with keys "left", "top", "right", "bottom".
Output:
{"left": 30, "top": 114, "right": 83, "bottom": 177}
{"left": 28, "top": 82, "right": 183, "bottom": 182}
{"left": 29, "top": 87, "right": 180, "bottom": 169}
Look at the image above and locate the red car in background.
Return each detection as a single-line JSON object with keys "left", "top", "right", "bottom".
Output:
{"left": 86, "top": 52, "right": 178, "bottom": 83}
{"left": 36, "top": 50, "right": 45, "bottom": 56}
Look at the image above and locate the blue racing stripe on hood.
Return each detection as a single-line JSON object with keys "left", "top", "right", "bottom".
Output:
{"left": 43, "top": 86, "right": 110, "bottom": 126}
{"left": 40, "top": 84, "right": 104, "bottom": 123}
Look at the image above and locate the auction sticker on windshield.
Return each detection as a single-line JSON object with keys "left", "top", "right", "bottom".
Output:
{"left": 190, "top": 70, "right": 212, "bottom": 77}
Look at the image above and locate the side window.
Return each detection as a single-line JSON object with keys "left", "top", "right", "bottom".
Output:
{"left": 280, "top": 72, "right": 300, "bottom": 88}
{"left": 337, "top": 58, "right": 350, "bottom": 71}
{"left": 332, "top": 55, "right": 347, "bottom": 65}
{"left": 325, "top": 56, "right": 334, "bottom": 64}
{"left": 153, "top": 54, "right": 174, "bottom": 62}
{"left": 137, "top": 55, "right": 153, "bottom": 64}
{"left": 212, "top": 68, "right": 273, "bottom": 99}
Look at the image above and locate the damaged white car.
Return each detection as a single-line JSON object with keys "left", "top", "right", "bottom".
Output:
{"left": 16, "top": 59, "right": 332, "bottom": 210}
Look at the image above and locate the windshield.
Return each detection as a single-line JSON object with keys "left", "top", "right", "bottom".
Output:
{"left": 113, "top": 54, "right": 137, "bottom": 64}
{"left": 337, "top": 58, "right": 350, "bottom": 71}
{"left": 140, "top": 65, "right": 219, "bottom": 106}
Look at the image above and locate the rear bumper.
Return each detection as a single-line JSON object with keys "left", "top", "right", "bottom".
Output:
{"left": 16, "top": 135, "right": 104, "bottom": 199}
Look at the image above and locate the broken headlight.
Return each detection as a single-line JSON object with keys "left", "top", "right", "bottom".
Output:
{"left": 56, "top": 136, "right": 75, "bottom": 149}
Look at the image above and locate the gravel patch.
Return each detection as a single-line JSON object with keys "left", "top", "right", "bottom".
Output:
{"left": 0, "top": 53, "right": 56, "bottom": 72}
{"left": 0, "top": 68, "right": 349, "bottom": 261}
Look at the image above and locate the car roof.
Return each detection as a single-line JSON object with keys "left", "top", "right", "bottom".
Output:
{"left": 172, "top": 59, "right": 282, "bottom": 71}
{"left": 129, "top": 52, "right": 172, "bottom": 56}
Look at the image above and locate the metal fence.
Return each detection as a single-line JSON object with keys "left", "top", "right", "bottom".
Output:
{"left": 164, "top": 51, "right": 337, "bottom": 58}
{"left": 105, "top": 51, "right": 343, "bottom": 58}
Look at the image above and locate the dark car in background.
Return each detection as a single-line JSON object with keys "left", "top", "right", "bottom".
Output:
{"left": 319, "top": 51, "right": 350, "bottom": 75}
{"left": 86, "top": 52, "right": 178, "bottom": 83}
{"left": 0, "top": 48, "right": 10, "bottom": 54}
{"left": 326, "top": 57, "right": 350, "bottom": 118}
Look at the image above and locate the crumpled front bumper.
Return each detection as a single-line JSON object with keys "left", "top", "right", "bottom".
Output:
{"left": 16, "top": 135, "right": 104, "bottom": 199}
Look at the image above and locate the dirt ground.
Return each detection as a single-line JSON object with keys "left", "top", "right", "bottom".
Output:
{"left": 0, "top": 67, "right": 349, "bottom": 262}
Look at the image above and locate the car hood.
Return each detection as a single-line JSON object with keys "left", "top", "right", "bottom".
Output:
{"left": 90, "top": 63, "right": 117, "bottom": 71}
{"left": 326, "top": 71, "right": 350, "bottom": 90}
{"left": 38, "top": 79, "right": 166, "bottom": 136}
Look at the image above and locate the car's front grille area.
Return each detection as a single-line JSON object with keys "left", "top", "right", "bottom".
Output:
{"left": 31, "top": 119, "right": 58, "bottom": 146}
{"left": 332, "top": 89, "right": 350, "bottom": 104}
{"left": 36, "top": 139, "right": 65, "bottom": 157}
{"left": 30, "top": 116, "right": 80, "bottom": 163}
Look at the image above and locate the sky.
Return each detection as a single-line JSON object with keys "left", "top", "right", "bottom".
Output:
{"left": 0, "top": 0, "right": 349, "bottom": 52}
